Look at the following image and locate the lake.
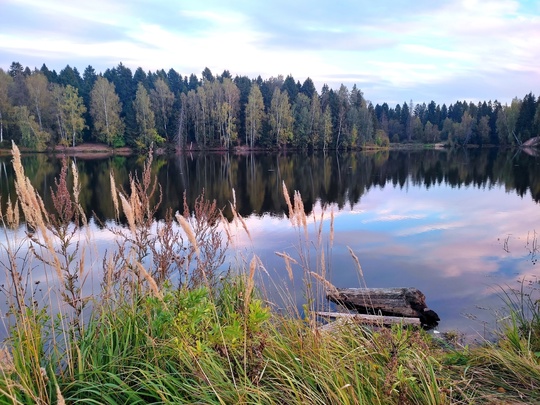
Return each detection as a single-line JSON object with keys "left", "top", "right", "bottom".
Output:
{"left": 1, "top": 148, "right": 539, "bottom": 340}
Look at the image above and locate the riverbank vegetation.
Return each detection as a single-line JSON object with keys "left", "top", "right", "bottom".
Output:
{"left": 0, "top": 62, "right": 539, "bottom": 152}
{"left": 0, "top": 145, "right": 539, "bottom": 404}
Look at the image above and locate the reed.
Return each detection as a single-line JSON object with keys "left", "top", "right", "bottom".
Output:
{"left": 457, "top": 278, "right": 540, "bottom": 403}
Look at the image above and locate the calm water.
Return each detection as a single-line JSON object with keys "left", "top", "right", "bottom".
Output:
{"left": 1, "top": 148, "right": 540, "bottom": 339}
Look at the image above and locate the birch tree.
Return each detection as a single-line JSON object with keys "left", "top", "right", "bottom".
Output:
{"left": 335, "top": 84, "right": 350, "bottom": 148}
{"left": 186, "top": 89, "right": 205, "bottom": 145}
{"left": 269, "top": 88, "right": 293, "bottom": 147}
{"left": 219, "top": 77, "right": 240, "bottom": 148}
{"left": 51, "top": 84, "right": 67, "bottom": 145}
{"left": 321, "top": 106, "right": 333, "bottom": 151}
{"left": 151, "top": 78, "right": 174, "bottom": 141}
{"left": 309, "top": 94, "right": 321, "bottom": 148}
{"left": 245, "top": 84, "right": 264, "bottom": 148}
{"left": 90, "top": 76, "right": 124, "bottom": 146}
{"left": 133, "top": 82, "right": 161, "bottom": 150}
{"left": 25, "top": 72, "right": 51, "bottom": 131}
{"left": 61, "top": 85, "right": 86, "bottom": 147}
{"left": 496, "top": 99, "right": 521, "bottom": 145}
{"left": 14, "top": 105, "right": 50, "bottom": 150}
{"left": 293, "top": 93, "right": 311, "bottom": 147}
{"left": 0, "top": 69, "right": 13, "bottom": 143}
{"left": 175, "top": 92, "right": 188, "bottom": 149}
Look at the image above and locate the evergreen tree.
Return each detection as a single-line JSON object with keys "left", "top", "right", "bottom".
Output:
{"left": 515, "top": 92, "right": 537, "bottom": 142}
{"left": 133, "top": 67, "right": 149, "bottom": 89}
{"left": 233, "top": 75, "right": 252, "bottom": 140}
{"left": 300, "top": 77, "right": 316, "bottom": 99}
{"left": 167, "top": 68, "right": 184, "bottom": 94}
{"left": 58, "top": 65, "right": 82, "bottom": 89}
{"left": 188, "top": 74, "right": 199, "bottom": 91}
{"left": 40, "top": 63, "right": 57, "bottom": 83}
{"left": 8, "top": 62, "right": 24, "bottom": 78}
{"left": 400, "top": 102, "right": 411, "bottom": 141}
{"left": 81, "top": 66, "right": 97, "bottom": 141}
{"left": 281, "top": 75, "right": 299, "bottom": 103}
{"left": 202, "top": 67, "right": 214, "bottom": 84}
{"left": 426, "top": 101, "right": 438, "bottom": 126}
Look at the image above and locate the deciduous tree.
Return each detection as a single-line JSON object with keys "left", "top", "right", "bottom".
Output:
{"left": 423, "top": 121, "right": 440, "bottom": 143}
{"left": 411, "top": 116, "right": 423, "bottom": 141}
{"left": 0, "top": 69, "right": 13, "bottom": 143}
{"left": 151, "top": 78, "right": 174, "bottom": 141}
{"left": 269, "top": 88, "right": 293, "bottom": 147}
{"left": 175, "top": 92, "right": 188, "bottom": 149}
{"left": 219, "top": 77, "right": 240, "bottom": 148}
{"left": 496, "top": 98, "right": 521, "bottom": 145}
{"left": 335, "top": 84, "right": 350, "bottom": 148}
{"left": 90, "top": 76, "right": 124, "bottom": 146}
{"left": 14, "top": 105, "right": 50, "bottom": 150}
{"left": 321, "top": 106, "right": 333, "bottom": 151}
{"left": 476, "top": 115, "right": 490, "bottom": 145}
{"left": 309, "top": 94, "right": 321, "bottom": 148}
{"left": 25, "top": 72, "right": 51, "bottom": 131}
{"left": 61, "top": 85, "right": 87, "bottom": 147}
{"left": 245, "top": 84, "right": 265, "bottom": 148}
{"left": 133, "top": 82, "right": 162, "bottom": 150}
{"left": 293, "top": 93, "right": 311, "bottom": 147}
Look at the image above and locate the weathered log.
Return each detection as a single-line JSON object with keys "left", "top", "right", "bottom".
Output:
{"left": 326, "top": 287, "right": 440, "bottom": 328}
{"left": 315, "top": 311, "right": 421, "bottom": 327}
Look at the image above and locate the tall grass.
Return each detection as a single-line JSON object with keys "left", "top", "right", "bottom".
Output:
{"left": 0, "top": 143, "right": 538, "bottom": 404}
{"left": 459, "top": 279, "right": 540, "bottom": 403}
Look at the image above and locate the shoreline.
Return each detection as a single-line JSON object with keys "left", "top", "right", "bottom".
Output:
{"left": 0, "top": 141, "right": 523, "bottom": 157}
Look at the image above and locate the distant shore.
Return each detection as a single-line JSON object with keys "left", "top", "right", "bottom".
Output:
{"left": 0, "top": 140, "right": 531, "bottom": 157}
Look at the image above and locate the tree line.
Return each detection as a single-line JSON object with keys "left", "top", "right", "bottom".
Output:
{"left": 0, "top": 61, "right": 538, "bottom": 151}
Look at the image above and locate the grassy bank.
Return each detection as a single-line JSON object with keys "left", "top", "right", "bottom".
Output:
{"left": 0, "top": 145, "right": 539, "bottom": 404}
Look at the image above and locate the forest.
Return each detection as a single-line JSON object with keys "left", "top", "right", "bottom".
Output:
{"left": 0, "top": 61, "right": 538, "bottom": 151}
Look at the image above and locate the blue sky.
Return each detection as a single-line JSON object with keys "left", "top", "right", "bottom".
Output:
{"left": 1, "top": 0, "right": 539, "bottom": 105}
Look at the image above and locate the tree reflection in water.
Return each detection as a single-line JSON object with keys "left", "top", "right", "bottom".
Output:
{"left": 0, "top": 148, "right": 539, "bottom": 338}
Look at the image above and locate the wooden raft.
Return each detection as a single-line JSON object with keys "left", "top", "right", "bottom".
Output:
{"left": 323, "top": 287, "right": 440, "bottom": 329}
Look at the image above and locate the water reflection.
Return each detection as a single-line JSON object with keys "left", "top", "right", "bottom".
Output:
{"left": 1, "top": 148, "right": 539, "bottom": 339}
{"left": 1, "top": 149, "right": 539, "bottom": 221}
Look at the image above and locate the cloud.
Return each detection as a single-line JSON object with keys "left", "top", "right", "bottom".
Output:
{"left": 1, "top": 0, "right": 539, "bottom": 104}
{"left": 361, "top": 214, "right": 427, "bottom": 224}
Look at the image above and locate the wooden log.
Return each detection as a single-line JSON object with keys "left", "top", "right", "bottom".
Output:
{"left": 315, "top": 311, "right": 421, "bottom": 326}
{"left": 326, "top": 287, "right": 440, "bottom": 328}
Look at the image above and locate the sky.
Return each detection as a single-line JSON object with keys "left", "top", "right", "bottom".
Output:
{"left": 1, "top": 0, "right": 539, "bottom": 106}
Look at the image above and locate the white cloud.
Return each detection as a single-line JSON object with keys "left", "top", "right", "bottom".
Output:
{"left": 1, "top": 0, "right": 539, "bottom": 103}
{"left": 361, "top": 214, "right": 427, "bottom": 224}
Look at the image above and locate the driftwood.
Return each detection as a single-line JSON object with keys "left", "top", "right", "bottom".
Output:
{"left": 315, "top": 311, "right": 421, "bottom": 327}
{"left": 327, "top": 287, "right": 440, "bottom": 328}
